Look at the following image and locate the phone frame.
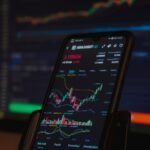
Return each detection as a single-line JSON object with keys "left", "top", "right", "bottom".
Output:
{"left": 30, "top": 31, "right": 134, "bottom": 150}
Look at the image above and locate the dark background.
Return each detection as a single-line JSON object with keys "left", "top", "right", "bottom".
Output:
{"left": 0, "top": 0, "right": 150, "bottom": 149}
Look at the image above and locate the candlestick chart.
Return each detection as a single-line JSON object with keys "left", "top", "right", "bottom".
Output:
{"left": 41, "top": 114, "right": 93, "bottom": 127}
{"left": 49, "top": 75, "right": 103, "bottom": 112}
{"left": 38, "top": 114, "right": 93, "bottom": 138}
{"left": 38, "top": 71, "right": 104, "bottom": 141}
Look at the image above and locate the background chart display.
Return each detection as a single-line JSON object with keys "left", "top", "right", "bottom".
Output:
{"left": 32, "top": 36, "right": 126, "bottom": 149}
{"left": 0, "top": 0, "right": 150, "bottom": 128}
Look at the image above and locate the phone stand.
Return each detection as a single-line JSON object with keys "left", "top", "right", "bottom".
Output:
{"left": 104, "top": 111, "right": 131, "bottom": 150}
{"left": 19, "top": 111, "right": 131, "bottom": 150}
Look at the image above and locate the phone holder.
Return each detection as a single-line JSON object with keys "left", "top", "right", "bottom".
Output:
{"left": 104, "top": 111, "right": 131, "bottom": 150}
{"left": 19, "top": 111, "right": 131, "bottom": 150}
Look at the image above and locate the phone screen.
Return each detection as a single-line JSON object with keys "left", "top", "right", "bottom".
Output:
{"left": 32, "top": 34, "right": 129, "bottom": 150}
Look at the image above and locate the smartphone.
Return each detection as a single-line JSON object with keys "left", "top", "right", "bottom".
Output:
{"left": 30, "top": 32, "right": 133, "bottom": 150}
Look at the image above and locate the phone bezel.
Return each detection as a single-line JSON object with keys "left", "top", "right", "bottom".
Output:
{"left": 30, "top": 31, "right": 134, "bottom": 150}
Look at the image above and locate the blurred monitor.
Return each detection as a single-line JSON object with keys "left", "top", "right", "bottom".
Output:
{"left": 0, "top": 0, "right": 150, "bottom": 133}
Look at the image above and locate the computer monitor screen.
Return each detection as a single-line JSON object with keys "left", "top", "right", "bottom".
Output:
{"left": 0, "top": 0, "right": 150, "bottom": 132}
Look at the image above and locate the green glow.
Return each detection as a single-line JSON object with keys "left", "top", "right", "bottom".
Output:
{"left": 121, "top": 0, "right": 125, "bottom": 4}
{"left": 88, "top": 8, "right": 95, "bottom": 16}
{"left": 9, "top": 102, "right": 42, "bottom": 114}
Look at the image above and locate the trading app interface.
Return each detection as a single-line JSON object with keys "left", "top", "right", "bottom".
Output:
{"left": 33, "top": 36, "right": 126, "bottom": 149}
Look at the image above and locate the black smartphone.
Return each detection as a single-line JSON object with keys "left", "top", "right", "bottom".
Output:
{"left": 30, "top": 32, "right": 133, "bottom": 150}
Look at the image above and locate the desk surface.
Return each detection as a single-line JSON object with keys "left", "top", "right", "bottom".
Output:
{"left": 0, "top": 132, "right": 21, "bottom": 150}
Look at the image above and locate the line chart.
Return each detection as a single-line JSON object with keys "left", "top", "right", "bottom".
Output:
{"left": 38, "top": 128, "right": 90, "bottom": 138}
{"left": 16, "top": 0, "right": 136, "bottom": 26}
{"left": 49, "top": 84, "right": 103, "bottom": 111}
{"left": 56, "top": 75, "right": 95, "bottom": 93}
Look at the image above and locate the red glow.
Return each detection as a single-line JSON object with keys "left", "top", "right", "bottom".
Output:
{"left": 114, "top": 0, "right": 121, "bottom": 5}
{"left": 64, "top": 54, "right": 82, "bottom": 60}
{"left": 73, "top": 60, "right": 80, "bottom": 64}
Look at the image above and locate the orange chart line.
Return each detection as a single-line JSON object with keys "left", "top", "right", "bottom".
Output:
{"left": 56, "top": 75, "right": 95, "bottom": 93}
{"left": 16, "top": 0, "right": 136, "bottom": 26}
